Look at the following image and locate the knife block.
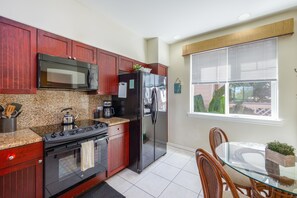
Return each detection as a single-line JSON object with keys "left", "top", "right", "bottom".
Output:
{"left": 0, "top": 118, "right": 17, "bottom": 133}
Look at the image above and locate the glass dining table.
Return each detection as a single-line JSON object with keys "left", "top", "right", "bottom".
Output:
{"left": 216, "top": 142, "right": 297, "bottom": 196}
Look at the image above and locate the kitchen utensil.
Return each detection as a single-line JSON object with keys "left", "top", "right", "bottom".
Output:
{"left": 61, "top": 108, "right": 79, "bottom": 125}
{"left": 0, "top": 105, "right": 4, "bottom": 118}
{"left": 10, "top": 103, "right": 22, "bottom": 112}
{"left": 5, "top": 105, "right": 16, "bottom": 118}
{"left": 12, "top": 110, "right": 22, "bottom": 118}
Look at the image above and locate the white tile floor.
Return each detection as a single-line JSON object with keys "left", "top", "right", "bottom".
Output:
{"left": 106, "top": 146, "right": 204, "bottom": 198}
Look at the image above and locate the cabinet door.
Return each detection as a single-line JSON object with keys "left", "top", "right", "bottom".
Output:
{"left": 158, "top": 64, "right": 167, "bottom": 76}
{"left": 0, "top": 158, "right": 43, "bottom": 198}
{"left": 108, "top": 131, "right": 129, "bottom": 177}
{"left": 147, "top": 63, "right": 168, "bottom": 76}
{"left": 97, "top": 50, "right": 118, "bottom": 95}
{"left": 72, "top": 41, "right": 97, "bottom": 64}
{"left": 119, "top": 56, "right": 134, "bottom": 73}
{"left": 37, "top": 29, "right": 72, "bottom": 58}
{"left": 0, "top": 17, "right": 37, "bottom": 94}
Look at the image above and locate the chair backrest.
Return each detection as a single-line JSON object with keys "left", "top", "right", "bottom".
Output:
{"left": 196, "top": 148, "right": 240, "bottom": 198}
{"left": 209, "top": 127, "right": 229, "bottom": 161}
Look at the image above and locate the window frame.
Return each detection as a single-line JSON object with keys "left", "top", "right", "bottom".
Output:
{"left": 189, "top": 39, "right": 280, "bottom": 122}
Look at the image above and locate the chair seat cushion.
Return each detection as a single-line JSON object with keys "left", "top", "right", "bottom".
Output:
{"left": 223, "top": 191, "right": 249, "bottom": 198}
{"left": 223, "top": 165, "right": 252, "bottom": 187}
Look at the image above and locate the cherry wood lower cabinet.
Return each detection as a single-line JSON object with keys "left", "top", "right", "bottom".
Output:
{"left": 0, "top": 17, "right": 37, "bottom": 94}
{"left": 0, "top": 142, "right": 43, "bottom": 198}
{"left": 108, "top": 123, "right": 129, "bottom": 177}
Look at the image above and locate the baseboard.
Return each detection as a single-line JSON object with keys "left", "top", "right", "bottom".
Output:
{"left": 167, "top": 142, "right": 196, "bottom": 153}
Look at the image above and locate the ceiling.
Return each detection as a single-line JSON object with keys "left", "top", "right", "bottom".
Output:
{"left": 76, "top": 0, "right": 297, "bottom": 43}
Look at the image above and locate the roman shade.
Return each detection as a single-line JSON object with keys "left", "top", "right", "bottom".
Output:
{"left": 192, "top": 38, "right": 277, "bottom": 84}
{"left": 192, "top": 48, "right": 227, "bottom": 84}
{"left": 228, "top": 38, "right": 277, "bottom": 82}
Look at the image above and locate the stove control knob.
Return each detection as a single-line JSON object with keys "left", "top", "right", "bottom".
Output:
{"left": 94, "top": 124, "right": 99, "bottom": 129}
{"left": 99, "top": 123, "right": 104, "bottom": 128}
{"left": 51, "top": 132, "right": 57, "bottom": 138}
{"left": 59, "top": 132, "right": 64, "bottom": 136}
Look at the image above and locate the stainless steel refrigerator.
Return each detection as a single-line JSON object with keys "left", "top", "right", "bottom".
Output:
{"left": 112, "top": 71, "right": 168, "bottom": 173}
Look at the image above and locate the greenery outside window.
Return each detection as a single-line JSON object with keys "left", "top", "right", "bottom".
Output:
{"left": 190, "top": 38, "right": 278, "bottom": 119}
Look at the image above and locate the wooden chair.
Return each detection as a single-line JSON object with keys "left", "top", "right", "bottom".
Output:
{"left": 250, "top": 179, "right": 294, "bottom": 198}
{"left": 209, "top": 127, "right": 252, "bottom": 197}
{"left": 196, "top": 148, "right": 248, "bottom": 198}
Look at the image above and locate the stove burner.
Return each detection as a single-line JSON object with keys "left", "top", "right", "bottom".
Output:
{"left": 30, "top": 119, "right": 108, "bottom": 147}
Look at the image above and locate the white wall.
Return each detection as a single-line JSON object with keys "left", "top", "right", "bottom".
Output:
{"left": 158, "top": 39, "right": 170, "bottom": 66}
{"left": 0, "top": 0, "right": 147, "bottom": 62}
{"left": 147, "top": 37, "right": 170, "bottom": 66}
{"left": 168, "top": 10, "right": 297, "bottom": 151}
{"left": 147, "top": 38, "right": 159, "bottom": 64}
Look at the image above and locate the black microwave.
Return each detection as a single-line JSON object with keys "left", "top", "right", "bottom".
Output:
{"left": 37, "top": 53, "right": 98, "bottom": 91}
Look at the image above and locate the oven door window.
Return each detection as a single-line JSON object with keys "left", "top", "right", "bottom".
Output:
{"left": 40, "top": 61, "right": 88, "bottom": 89}
{"left": 58, "top": 149, "right": 81, "bottom": 179}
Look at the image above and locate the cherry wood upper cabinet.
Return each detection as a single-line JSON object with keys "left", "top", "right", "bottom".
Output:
{"left": 38, "top": 30, "right": 96, "bottom": 64}
{"left": 72, "top": 41, "right": 97, "bottom": 64}
{"left": 37, "top": 30, "right": 72, "bottom": 58}
{"left": 158, "top": 64, "right": 167, "bottom": 76}
{"left": 97, "top": 49, "right": 118, "bottom": 95}
{"left": 148, "top": 63, "right": 168, "bottom": 76}
{"left": 119, "top": 56, "right": 134, "bottom": 73}
{"left": 0, "top": 17, "right": 37, "bottom": 94}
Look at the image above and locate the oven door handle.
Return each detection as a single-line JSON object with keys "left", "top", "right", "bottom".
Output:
{"left": 46, "top": 145, "right": 80, "bottom": 156}
{"left": 46, "top": 136, "right": 109, "bottom": 156}
{"left": 94, "top": 136, "right": 109, "bottom": 144}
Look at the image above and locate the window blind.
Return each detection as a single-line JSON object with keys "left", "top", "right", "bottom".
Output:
{"left": 228, "top": 38, "right": 277, "bottom": 82}
{"left": 192, "top": 49, "right": 227, "bottom": 84}
{"left": 191, "top": 38, "right": 277, "bottom": 84}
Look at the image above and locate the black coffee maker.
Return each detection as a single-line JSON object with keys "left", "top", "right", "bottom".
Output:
{"left": 103, "top": 101, "right": 115, "bottom": 118}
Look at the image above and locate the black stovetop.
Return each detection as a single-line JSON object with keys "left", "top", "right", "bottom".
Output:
{"left": 30, "top": 119, "right": 105, "bottom": 137}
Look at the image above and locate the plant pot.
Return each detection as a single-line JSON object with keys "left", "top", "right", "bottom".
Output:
{"left": 265, "top": 147, "right": 295, "bottom": 167}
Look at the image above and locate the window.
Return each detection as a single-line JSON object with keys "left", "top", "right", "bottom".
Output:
{"left": 190, "top": 38, "right": 278, "bottom": 119}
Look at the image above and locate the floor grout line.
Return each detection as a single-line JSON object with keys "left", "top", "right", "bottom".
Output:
{"left": 114, "top": 149, "right": 201, "bottom": 198}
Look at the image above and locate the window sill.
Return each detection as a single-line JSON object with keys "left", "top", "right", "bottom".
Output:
{"left": 187, "top": 112, "right": 283, "bottom": 126}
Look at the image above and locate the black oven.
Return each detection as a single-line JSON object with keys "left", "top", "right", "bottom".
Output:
{"left": 44, "top": 134, "right": 108, "bottom": 198}
{"left": 38, "top": 53, "right": 98, "bottom": 91}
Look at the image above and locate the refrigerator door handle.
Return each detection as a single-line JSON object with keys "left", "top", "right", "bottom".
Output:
{"left": 154, "top": 88, "right": 159, "bottom": 124}
{"left": 151, "top": 88, "right": 155, "bottom": 124}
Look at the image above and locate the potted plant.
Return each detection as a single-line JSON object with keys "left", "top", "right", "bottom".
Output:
{"left": 133, "top": 64, "right": 152, "bottom": 73}
{"left": 265, "top": 141, "right": 295, "bottom": 167}
{"left": 133, "top": 64, "right": 142, "bottom": 71}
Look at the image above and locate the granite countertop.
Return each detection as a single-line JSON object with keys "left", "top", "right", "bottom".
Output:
{"left": 93, "top": 117, "right": 130, "bottom": 126}
{"left": 0, "top": 129, "right": 42, "bottom": 151}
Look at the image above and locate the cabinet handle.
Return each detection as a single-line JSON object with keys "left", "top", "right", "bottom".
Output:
{"left": 73, "top": 57, "right": 76, "bottom": 60}
{"left": 68, "top": 56, "right": 72, "bottom": 59}
{"left": 38, "top": 159, "right": 43, "bottom": 164}
{"left": 117, "top": 128, "right": 119, "bottom": 130}
{"left": 8, "top": 155, "right": 15, "bottom": 160}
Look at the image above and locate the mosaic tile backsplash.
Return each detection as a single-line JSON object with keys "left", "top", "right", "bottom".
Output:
{"left": 0, "top": 90, "right": 110, "bottom": 129}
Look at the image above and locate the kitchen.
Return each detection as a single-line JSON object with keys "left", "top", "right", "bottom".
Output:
{"left": 1, "top": 0, "right": 297, "bottom": 198}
